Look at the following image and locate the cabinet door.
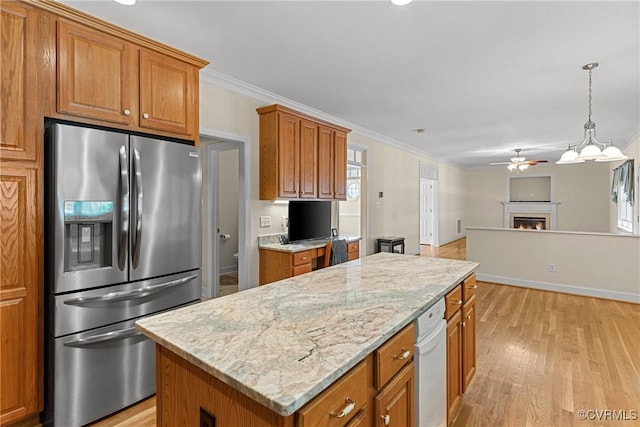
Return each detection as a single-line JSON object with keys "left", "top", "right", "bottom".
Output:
{"left": 374, "top": 362, "right": 414, "bottom": 427}
{"left": 333, "top": 130, "right": 347, "bottom": 200}
{"left": 317, "top": 125, "right": 334, "bottom": 199}
{"left": 57, "top": 19, "right": 135, "bottom": 125}
{"left": 299, "top": 119, "right": 318, "bottom": 199}
{"left": 277, "top": 113, "right": 300, "bottom": 198}
{"left": 1, "top": 1, "right": 38, "bottom": 162}
{"left": 462, "top": 295, "right": 476, "bottom": 392}
{"left": 0, "top": 167, "right": 40, "bottom": 424}
{"left": 446, "top": 310, "right": 462, "bottom": 424}
{"left": 139, "top": 49, "right": 197, "bottom": 136}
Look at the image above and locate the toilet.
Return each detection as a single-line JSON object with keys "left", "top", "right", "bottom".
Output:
{"left": 233, "top": 253, "right": 239, "bottom": 266}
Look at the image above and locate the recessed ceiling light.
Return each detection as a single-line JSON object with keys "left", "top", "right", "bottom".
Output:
{"left": 391, "top": 0, "right": 414, "bottom": 5}
{"left": 114, "top": 0, "right": 136, "bottom": 5}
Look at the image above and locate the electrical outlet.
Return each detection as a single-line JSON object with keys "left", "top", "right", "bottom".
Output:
{"left": 548, "top": 263, "right": 557, "bottom": 272}
{"left": 281, "top": 216, "right": 288, "bottom": 227}
{"left": 260, "top": 216, "right": 271, "bottom": 227}
{"left": 200, "top": 408, "right": 216, "bottom": 427}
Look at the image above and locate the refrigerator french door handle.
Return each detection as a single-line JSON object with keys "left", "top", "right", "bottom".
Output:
{"left": 132, "top": 147, "right": 143, "bottom": 268}
{"left": 63, "top": 327, "right": 143, "bottom": 348}
{"left": 62, "top": 273, "right": 199, "bottom": 305}
{"left": 118, "top": 145, "right": 129, "bottom": 271}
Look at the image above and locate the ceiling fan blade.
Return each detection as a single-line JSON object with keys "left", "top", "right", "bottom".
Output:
{"left": 526, "top": 160, "right": 548, "bottom": 165}
{"left": 489, "top": 162, "right": 512, "bottom": 165}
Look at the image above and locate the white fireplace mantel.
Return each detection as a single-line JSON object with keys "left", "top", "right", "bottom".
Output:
{"left": 500, "top": 202, "right": 560, "bottom": 230}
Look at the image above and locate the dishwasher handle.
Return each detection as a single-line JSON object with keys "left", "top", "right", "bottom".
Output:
{"left": 63, "top": 327, "right": 143, "bottom": 347}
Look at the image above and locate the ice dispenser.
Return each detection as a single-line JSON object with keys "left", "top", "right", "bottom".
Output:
{"left": 64, "top": 201, "right": 114, "bottom": 273}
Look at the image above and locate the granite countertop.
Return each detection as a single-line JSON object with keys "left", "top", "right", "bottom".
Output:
{"left": 136, "top": 253, "right": 478, "bottom": 416}
{"left": 258, "top": 234, "right": 361, "bottom": 253}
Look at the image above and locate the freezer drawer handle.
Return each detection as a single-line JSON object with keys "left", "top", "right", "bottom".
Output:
{"left": 132, "top": 147, "right": 143, "bottom": 268}
{"left": 63, "top": 327, "right": 143, "bottom": 347}
{"left": 118, "top": 145, "right": 129, "bottom": 271}
{"left": 63, "top": 273, "right": 199, "bottom": 305}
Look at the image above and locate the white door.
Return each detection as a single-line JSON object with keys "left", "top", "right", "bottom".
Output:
{"left": 420, "top": 179, "right": 435, "bottom": 245}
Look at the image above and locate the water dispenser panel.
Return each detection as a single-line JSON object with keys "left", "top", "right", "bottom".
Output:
{"left": 64, "top": 201, "right": 114, "bottom": 273}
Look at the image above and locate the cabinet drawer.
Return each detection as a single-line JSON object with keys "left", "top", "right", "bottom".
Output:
{"left": 292, "top": 263, "right": 312, "bottom": 277}
{"left": 462, "top": 273, "right": 477, "bottom": 302}
{"left": 297, "top": 360, "right": 368, "bottom": 427}
{"left": 374, "top": 323, "right": 414, "bottom": 390}
{"left": 445, "top": 284, "right": 463, "bottom": 320}
{"left": 293, "top": 250, "right": 313, "bottom": 267}
{"left": 347, "top": 242, "right": 359, "bottom": 261}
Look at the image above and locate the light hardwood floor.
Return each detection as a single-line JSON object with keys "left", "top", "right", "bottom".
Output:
{"left": 94, "top": 238, "right": 640, "bottom": 426}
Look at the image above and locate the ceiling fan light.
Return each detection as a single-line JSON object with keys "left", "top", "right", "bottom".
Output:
{"left": 507, "top": 164, "right": 517, "bottom": 171}
{"left": 596, "top": 144, "right": 629, "bottom": 162}
{"left": 518, "top": 164, "right": 529, "bottom": 171}
{"left": 577, "top": 142, "right": 604, "bottom": 160}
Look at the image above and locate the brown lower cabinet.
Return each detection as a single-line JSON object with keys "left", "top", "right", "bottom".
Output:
{"left": 445, "top": 274, "right": 477, "bottom": 425}
{"left": 155, "top": 323, "right": 415, "bottom": 427}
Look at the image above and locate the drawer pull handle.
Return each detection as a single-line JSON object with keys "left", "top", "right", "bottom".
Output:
{"left": 451, "top": 299, "right": 463, "bottom": 305}
{"left": 393, "top": 348, "right": 411, "bottom": 360}
{"left": 381, "top": 411, "right": 391, "bottom": 426}
{"left": 301, "top": 257, "right": 308, "bottom": 260}
{"left": 329, "top": 397, "right": 355, "bottom": 418}
{"left": 466, "top": 284, "right": 478, "bottom": 289}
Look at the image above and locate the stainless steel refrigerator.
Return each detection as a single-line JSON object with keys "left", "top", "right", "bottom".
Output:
{"left": 44, "top": 123, "right": 202, "bottom": 426}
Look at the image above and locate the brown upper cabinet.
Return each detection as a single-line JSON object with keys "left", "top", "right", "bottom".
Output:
{"left": 56, "top": 17, "right": 204, "bottom": 141}
{"left": 258, "top": 104, "right": 350, "bottom": 200}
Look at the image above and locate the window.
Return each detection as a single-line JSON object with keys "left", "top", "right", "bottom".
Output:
{"left": 617, "top": 185, "right": 633, "bottom": 232}
{"left": 339, "top": 147, "right": 365, "bottom": 236}
{"left": 612, "top": 160, "right": 635, "bottom": 233}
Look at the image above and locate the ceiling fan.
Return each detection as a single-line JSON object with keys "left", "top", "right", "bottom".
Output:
{"left": 490, "top": 149, "right": 548, "bottom": 171}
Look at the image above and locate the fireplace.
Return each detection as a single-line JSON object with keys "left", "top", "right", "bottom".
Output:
{"left": 501, "top": 202, "right": 559, "bottom": 230}
{"left": 513, "top": 216, "right": 546, "bottom": 230}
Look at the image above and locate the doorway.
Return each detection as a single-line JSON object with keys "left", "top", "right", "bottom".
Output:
{"left": 419, "top": 163, "right": 439, "bottom": 247}
{"left": 200, "top": 130, "right": 251, "bottom": 299}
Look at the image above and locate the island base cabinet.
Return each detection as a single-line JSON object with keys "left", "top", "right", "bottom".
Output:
{"left": 155, "top": 345, "right": 295, "bottom": 427}
{"left": 373, "top": 362, "right": 414, "bottom": 427}
{"left": 446, "top": 310, "right": 463, "bottom": 424}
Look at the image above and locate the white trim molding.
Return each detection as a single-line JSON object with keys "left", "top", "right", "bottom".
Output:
{"left": 477, "top": 273, "right": 640, "bottom": 303}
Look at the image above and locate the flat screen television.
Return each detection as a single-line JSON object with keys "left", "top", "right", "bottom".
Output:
{"left": 288, "top": 200, "right": 331, "bottom": 243}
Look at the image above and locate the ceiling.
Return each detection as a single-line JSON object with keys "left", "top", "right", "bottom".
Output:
{"left": 61, "top": 0, "right": 640, "bottom": 169}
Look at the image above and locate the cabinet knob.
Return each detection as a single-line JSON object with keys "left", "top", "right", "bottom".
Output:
{"left": 380, "top": 411, "right": 390, "bottom": 426}
{"left": 142, "top": 113, "right": 149, "bottom": 119}
{"left": 329, "top": 397, "right": 355, "bottom": 418}
{"left": 393, "top": 348, "right": 411, "bottom": 361}
{"left": 123, "top": 109, "right": 131, "bottom": 116}
{"left": 467, "top": 284, "right": 478, "bottom": 289}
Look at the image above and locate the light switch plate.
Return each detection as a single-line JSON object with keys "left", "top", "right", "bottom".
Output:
{"left": 260, "top": 216, "right": 271, "bottom": 227}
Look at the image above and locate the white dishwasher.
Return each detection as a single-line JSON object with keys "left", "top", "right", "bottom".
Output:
{"left": 414, "top": 298, "right": 447, "bottom": 427}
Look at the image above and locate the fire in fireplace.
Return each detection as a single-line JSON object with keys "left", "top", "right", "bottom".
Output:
{"left": 513, "top": 216, "right": 546, "bottom": 230}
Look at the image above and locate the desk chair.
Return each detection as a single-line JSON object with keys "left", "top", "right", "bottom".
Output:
{"left": 323, "top": 239, "right": 348, "bottom": 268}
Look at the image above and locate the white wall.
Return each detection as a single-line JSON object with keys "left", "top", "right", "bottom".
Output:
{"left": 465, "top": 162, "right": 610, "bottom": 232}
{"left": 467, "top": 227, "right": 640, "bottom": 302}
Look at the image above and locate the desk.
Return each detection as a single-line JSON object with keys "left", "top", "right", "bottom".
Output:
{"left": 376, "top": 236, "right": 405, "bottom": 254}
{"left": 258, "top": 238, "right": 360, "bottom": 285}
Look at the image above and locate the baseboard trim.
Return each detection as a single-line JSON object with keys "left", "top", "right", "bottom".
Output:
{"left": 477, "top": 273, "right": 640, "bottom": 303}
{"left": 219, "top": 266, "right": 238, "bottom": 275}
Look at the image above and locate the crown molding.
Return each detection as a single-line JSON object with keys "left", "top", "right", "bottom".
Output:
{"left": 199, "top": 67, "right": 460, "bottom": 169}
{"left": 621, "top": 128, "right": 640, "bottom": 150}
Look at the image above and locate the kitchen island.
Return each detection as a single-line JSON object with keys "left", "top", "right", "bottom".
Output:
{"left": 136, "top": 253, "right": 478, "bottom": 426}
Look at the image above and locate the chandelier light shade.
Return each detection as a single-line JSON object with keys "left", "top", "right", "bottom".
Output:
{"left": 391, "top": 0, "right": 414, "bottom": 5}
{"left": 557, "top": 63, "right": 628, "bottom": 164}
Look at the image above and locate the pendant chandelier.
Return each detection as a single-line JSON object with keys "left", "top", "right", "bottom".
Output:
{"left": 556, "top": 63, "right": 628, "bottom": 164}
